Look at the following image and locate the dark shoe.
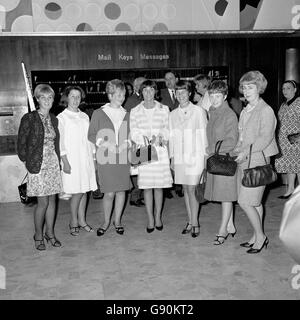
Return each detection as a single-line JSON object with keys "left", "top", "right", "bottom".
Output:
{"left": 155, "top": 224, "right": 163, "bottom": 231}
{"left": 44, "top": 233, "right": 62, "bottom": 247}
{"left": 278, "top": 194, "right": 292, "bottom": 199}
{"left": 92, "top": 189, "right": 104, "bottom": 199}
{"left": 175, "top": 190, "right": 184, "bottom": 197}
{"left": 214, "top": 234, "right": 229, "bottom": 245}
{"left": 228, "top": 231, "right": 236, "bottom": 238}
{"left": 247, "top": 237, "right": 269, "bottom": 254}
{"left": 191, "top": 226, "right": 200, "bottom": 238}
{"left": 33, "top": 235, "right": 46, "bottom": 251}
{"left": 96, "top": 227, "right": 108, "bottom": 236}
{"left": 182, "top": 223, "right": 192, "bottom": 234}
{"left": 113, "top": 222, "right": 124, "bottom": 235}
{"left": 240, "top": 241, "right": 254, "bottom": 248}
{"left": 146, "top": 227, "right": 155, "bottom": 233}
{"left": 130, "top": 199, "right": 145, "bottom": 207}
{"left": 69, "top": 225, "right": 79, "bottom": 236}
{"left": 164, "top": 191, "right": 173, "bottom": 199}
{"left": 79, "top": 224, "right": 94, "bottom": 233}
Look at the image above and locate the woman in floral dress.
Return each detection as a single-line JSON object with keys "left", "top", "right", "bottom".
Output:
{"left": 17, "top": 84, "right": 62, "bottom": 251}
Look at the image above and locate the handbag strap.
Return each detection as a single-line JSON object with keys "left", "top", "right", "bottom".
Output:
{"left": 215, "top": 140, "right": 223, "bottom": 154}
{"left": 21, "top": 173, "right": 28, "bottom": 184}
{"left": 198, "top": 169, "right": 206, "bottom": 184}
{"left": 247, "top": 144, "right": 268, "bottom": 168}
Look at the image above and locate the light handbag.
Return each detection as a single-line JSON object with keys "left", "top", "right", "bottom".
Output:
{"left": 206, "top": 140, "right": 237, "bottom": 176}
{"left": 241, "top": 144, "right": 277, "bottom": 188}
{"left": 279, "top": 186, "right": 300, "bottom": 264}
{"left": 129, "top": 136, "right": 158, "bottom": 166}
{"left": 18, "top": 174, "right": 37, "bottom": 205}
{"left": 195, "top": 169, "right": 207, "bottom": 203}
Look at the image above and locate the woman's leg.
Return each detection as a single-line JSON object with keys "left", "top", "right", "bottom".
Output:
{"left": 34, "top": 196, "right": 49, "bottom": 239}
{"left": 102, "top": 192, "right": 115, "bottom": 229}
{"left": 144, "top": 189, "right": 154, "bottom": 228}
{"left": 186, "top": 185, "right": 199, "bottom": 226}
{"left": 285, "top": 173, "right": 296, "bottom": 195}
{"left": 183, "top": 185, "right": 192, "bottom": 225}
{"left": 114, "top": 191, "right": 126, "bottom": 226}
{"left": 226, "top": 205, "right": 236, "bottom": 234}
{"left": 45, "top": 194, "right": 57, "bottom": 237}
{"left": 77, "top": 193, "right": 88, "bottom": 226}
{"left": 239, "top": 203, "right": 266, "bottom": 249}
{"left": 218, "top": 202, "right": 233, "bottom": 236}
{"left": 154, "top": 188, "right": 163, "bottom": 226}
{"left": 69, "top": 193, "right": 84, "bottom": 227}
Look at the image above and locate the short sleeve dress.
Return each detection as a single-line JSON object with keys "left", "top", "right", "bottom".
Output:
{"left": 27, "top": 112, "right": 62, "bottom": 197}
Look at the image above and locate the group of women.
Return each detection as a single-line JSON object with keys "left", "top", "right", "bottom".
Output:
{"left": 17, "top": 70, "right": 299, "bottom": 254}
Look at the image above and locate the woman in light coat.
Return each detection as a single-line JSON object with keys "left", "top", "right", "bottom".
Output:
{"left": 233, "top": 71, "right": 278, "bottom": 254}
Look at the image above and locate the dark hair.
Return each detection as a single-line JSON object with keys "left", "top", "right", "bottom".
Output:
{"left": 139, "top": 79, "right": 157, "bottom": 93}
{"left": 193, "top": 74, "right": 211, "bottom": 88}
{"left": 106, "top": 79, "right": 125, "bottom": 96}
{"left": 63, "top": 85, "right": 86, "bottom": 100}
{"left": 175, "top": 80, "right": 192, "bottom": 93}
{"left": 208, "top": 80, "right": 228, "bottom": 96}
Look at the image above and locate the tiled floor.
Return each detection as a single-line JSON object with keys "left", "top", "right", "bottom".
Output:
{"left": 0, "top": 185, "right": 300, "bottom": 300}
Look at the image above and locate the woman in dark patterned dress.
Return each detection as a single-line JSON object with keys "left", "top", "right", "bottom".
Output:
{"left": 275, "top": 80, "right": 300, "bottom": 199}
{"left": 17, "top": 84, "right": 62, "bottom": 251}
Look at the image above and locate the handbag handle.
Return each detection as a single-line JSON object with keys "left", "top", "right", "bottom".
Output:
{"left": 215, "top": 140, "right": 223, "bottom": 154}
{"left": 247, "top": 144, "right": 268, "bottom": 168}
{"left": 21, "top": 173, "right": 28, "bottom": 184}
{"left": 198, "top": 169, "right": 206, "bottom": 184}
{"left": 143, "top": 135, "right": 150, "bottom": 146}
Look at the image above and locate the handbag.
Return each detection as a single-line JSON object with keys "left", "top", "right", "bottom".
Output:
{"left": 241, "top": 144, "right": 277, "bottom": 188}
{"left": 18, "top": 174, "right": 37, "bottom": 205}
{"left": 195, "top": 169, "right": 207, "bottom": 203}
{"left": 287, "top": 132, "right": 300, "bottom": 144}
{"left": 279, "top": 185, "right": 300, "bottom": 264}
{"left": 206, "top": 140, "right": 237, "bottom": 176}
{"left": 129, "top": 136, "right": 158, "bottom": 166}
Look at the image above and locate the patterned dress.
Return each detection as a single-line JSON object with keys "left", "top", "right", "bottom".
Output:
{"left": 27, "top": 112, "right": 62, "bottom": 197}
{"left": 275, "top": 97, "right": 300, "bottom": 173}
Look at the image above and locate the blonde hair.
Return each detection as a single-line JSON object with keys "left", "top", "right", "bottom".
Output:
{"left": 239, "top": 70, "right": 268, "bottom": 94}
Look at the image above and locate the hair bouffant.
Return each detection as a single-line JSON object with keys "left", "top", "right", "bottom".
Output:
{"left": 34, "top": 83, "right": 55, "bottom": 99}
{"left": 239, "top": 70, "right": 268, "bottom": 94}
{"left": 63, "top": 85, "right": 86, "bottom": 100}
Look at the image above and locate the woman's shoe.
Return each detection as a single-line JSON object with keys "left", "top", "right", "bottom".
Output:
{"left": 278, "top": 193, "right": 292, "bottom": 199}
{"left": 44, "top": 233, "right": 62, "bottom": 247}
{"left": 113, "top": 222, "right": 124, "bottom": 235}
{"left": 191, "top": 226, "right": 200, "bottom": 238}
{"left": 69, "top": 225, "right": 79, "bottom": 236}
{"left": 247, "top": 237, "right": 269, "bottom": 254}
{"left": 33, "top": 235, "right": 46, "bottom": 251}
{"left": 155, "top": 224, "right": 163, "bottom": 231}
{"left": 214, "top": 234, "right": 229, "bottom": 245}
{"left": 96, "top": 227, "right": 108, "bottom": 236}
{"left": 182, "top": 223, "right": 192, "bottom": 234}
{"left": 79, "top": 224, "right": 94, "bottom": 233}
{"left": 146, "top": 227, "right": 155, "bottom": 233}
{"left": 240, "top": 242, "right": 254, "bottom": 248}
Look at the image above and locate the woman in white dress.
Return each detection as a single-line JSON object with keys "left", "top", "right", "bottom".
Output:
{"left": 57, "top": 86, "right": 97, "bottom": 236}
{"left": 169, "top": 80, "right": 208, "bottom": 237}
{"left": 130, "top": 80, "right": 173, "bottom": 233}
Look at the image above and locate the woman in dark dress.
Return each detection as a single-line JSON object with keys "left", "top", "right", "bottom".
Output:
{"left": 17, "top": 84, "right": 62, "bottom": 250}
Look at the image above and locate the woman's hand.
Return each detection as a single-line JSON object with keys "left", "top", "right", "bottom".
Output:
{"left": 234, "top": 150, "right": 247, "bottom": 163}
{"left": 63, "top": 161, "right": 71, "bottom": 174}
{"left": 170, "top": 157, "right": 175, "bottom": 171}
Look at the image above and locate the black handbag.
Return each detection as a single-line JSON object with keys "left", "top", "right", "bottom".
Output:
{"left": 195, "top": 169, "right": 207, "bottom": 203}
{"left": 242, "top": 144, "right": 277, "bottom": 188}
{"left": 18, "top": 174, "right": 37, "bottom": 205}
{"left": 129, "top": 136, "right": 158, "bottom": 166}
{"left": 287, "top": 132, "right": 300, "bottom": 144}
{"left": 206, "top": 140, "right": 237, "bottom": 176}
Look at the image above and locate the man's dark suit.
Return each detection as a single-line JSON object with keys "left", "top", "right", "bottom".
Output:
{"left": 124, "top": 93, "right": 142, "bottom": 112}
{"left": 160, "top": 88, "right": 179, "bottom": 111}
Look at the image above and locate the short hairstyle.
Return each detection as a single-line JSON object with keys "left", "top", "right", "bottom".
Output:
{"left": 193, "top": 74, "right": 211, "bottom": 88}
{"left": 139, "top": 79, "right": 157, "bottom": 95}
{"left": 208, "top": 80, "right": 228, "bottom": 96}
{"left": 106, "top": 79, "right": 125, "bottom": 96}
{"left": 63, "top": 85, "right": 86, "bottom": 100}
{"left": 239, "top": 70, "right": 268, "bottom": 94}
{"left": 34, "top": 84, "right": 55, "bottom": 99}
{"left": 175, "top": 80, "right": 192, "bottom": 93}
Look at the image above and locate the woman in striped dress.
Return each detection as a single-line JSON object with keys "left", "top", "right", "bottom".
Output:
{"left": 130, "top": 80, "right": 173, "bottom": 233}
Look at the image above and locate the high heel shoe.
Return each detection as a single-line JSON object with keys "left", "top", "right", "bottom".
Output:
{"left": 214, "top": 234, "right": 228, "bottom": 245}
{"left": 146, "top": 227, "right": 155, "bottom": 233}
{"left": 97, "top": 226, "right": 108, "bottom": 236}
{"left": 191, "top": 226, "right": 200, "bottom": 238}
{"left": 69, "top": 224, "right": 79, "bottom": 236}
{"left": 155, "top": 224, "right": 163, "bottom": 231}
{"left": 228, "top": 231, "right": 236, "bottom": 238}
{"left": 33, "top": 235, "right": 46, "bottom": 251}
{"left": 240, "top": 241, "right": 254, "bottom": 248}
{"left": 247, "top": 237, "right": 269, "bottom": 254}
{"left": 182, "top": 223, "right": 192, "bottom": 234}
{"left": 113, "top": 222, "right": 124, "bottom": 235}
{"left": 44, "top": 233, "right": 62, "bottom": 247}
